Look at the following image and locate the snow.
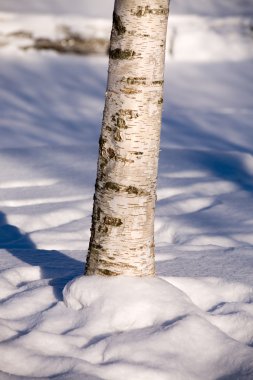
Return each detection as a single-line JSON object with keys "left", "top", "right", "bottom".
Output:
{"left": 0, "top": 0, "right": 115, "bottom": 18}
{"left": 0, "top": 270, "right": 253, "bottom": 379}
{"left": 1, "top": 0, "right": 253, "bottom": 18}
{"left": 0, "top": 0, "right": 253, "bottom": 379}
{"left": 0, "top": 13, "right": 252, "bottom": 62}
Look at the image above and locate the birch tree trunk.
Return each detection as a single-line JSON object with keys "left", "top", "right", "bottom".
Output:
{"left": 85, "top": 0, "right": 169, "bottom": 276}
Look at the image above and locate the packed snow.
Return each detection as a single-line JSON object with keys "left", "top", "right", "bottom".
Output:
{"left": 0, "top": 0, "right": 253, "bottom": 379}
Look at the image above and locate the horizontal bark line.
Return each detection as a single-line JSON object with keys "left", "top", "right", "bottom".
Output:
{"left": 131, "top": 6, "right": 169, "bottom": 17}
{"left": 96, "top": 181, "right": 154, "bottom": 196}
{"left": 121, "top": 77, "right": 164, "bottom": 86}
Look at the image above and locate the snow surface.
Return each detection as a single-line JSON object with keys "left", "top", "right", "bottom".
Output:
{"left": 1, "top": 0, "right": 253, "bottom": 18}
{"left": 0, "top": 1, "right": 253, "bottom": 379}
{"left": 0, "top": 13, "right": 252, "bottom": 62}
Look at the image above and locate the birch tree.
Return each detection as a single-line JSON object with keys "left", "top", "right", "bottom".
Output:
{"left": 85, "top": 0, "right": 169, "bottom": 276}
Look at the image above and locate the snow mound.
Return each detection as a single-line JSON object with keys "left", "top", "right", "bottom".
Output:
{"left": 0, "top": 266, "right": 253, "bottom": 379}
{"left": 168, "top": 276, "right": 253, "bottom": 310}
{"left": 63, "top": 276, "right": 198, "bottom": 333}
{"left": 62, "top": 275, "right": 253, "bottom": 379}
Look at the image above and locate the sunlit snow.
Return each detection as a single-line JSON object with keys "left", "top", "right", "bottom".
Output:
{"left": 0, "top": 0, "right": 253, "bottom": 379}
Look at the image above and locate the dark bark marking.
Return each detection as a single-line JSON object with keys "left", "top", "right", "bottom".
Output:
{"left": 133, "top": 151, "right": 143, "bottom": 156}
{"left": 114, "top": 129, "right": 122, "bottom": 142}
{"left": 104, "top": 181, "right": 147, "bottom": 196}
{"left": 109, "top": 48, "right": 136, "bottom": 60}
{"left": 116, "top": 117, "right": 127, "bottom": 129}
{"left": 104, "top": 181, "right": 121, "bottom": 192}
{"left": 99, "top": 156, "right": 108, "bottom": 171}
{"left": 99, "top": 259, "right": 136, "bottom": 270}
{"left": 98, "top": 224, "right": 109, "bottom": 234}
{"left": 99, "top": 136, "right": 106, "bottom": 151}
{"left": 116, "top": 156, "right": 134, "bottom": 164}
{"left": 120, "top": 87, "right": 141, "bottom": 94}
{"left": 125, "top": 185, "right": 144, "bottom": 195}
{"left": 121, "top": 76, "right": 147, "bottom": 85}
{"left": 97, "top": 269, "right": 118, "bottom": 276}
{"left": 104, "top": 216, "right": 123, "bottom": 227}
{"left": 113, "top": 12, "right": 126, "bottom": 35}
{"left": 107, "top": 147, "right": 115, "bottom": 158}
{"left": 120, "top": 77, "right": 163, "bottom": 87}
{"left": 152, "top": 80, "right": 164, "bottom": 86}
{"left": 132, "top": 6, "right": 169, "bottom": 17}
{"left": 119, "top": 109, "right": 139, "bottom": 119}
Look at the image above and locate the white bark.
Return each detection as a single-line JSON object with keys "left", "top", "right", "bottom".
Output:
{"left": 85, "top": 0, "right": 169, "bottom": 276}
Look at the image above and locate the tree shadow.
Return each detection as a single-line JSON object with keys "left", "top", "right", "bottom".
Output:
{"left": 0, "top": 211, "right": 83, "bottom": 300}
{"left": 161, "top": 147, "right": 253, "bottom": 195}
{"left": 0, "top": 55, "right": 105, "bottom": 194}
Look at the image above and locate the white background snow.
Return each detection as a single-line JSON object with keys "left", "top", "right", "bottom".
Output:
{"left": 0, "top": 0, "right": 253, "bottom": 379}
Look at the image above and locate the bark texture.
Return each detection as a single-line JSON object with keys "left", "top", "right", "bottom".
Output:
{"left": 85, "top": 0, "right": 169, "bottom": 276}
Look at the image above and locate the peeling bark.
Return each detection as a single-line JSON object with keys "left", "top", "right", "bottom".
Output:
{"left": 85, "top": 0, "right": 169, "bottom": 277}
